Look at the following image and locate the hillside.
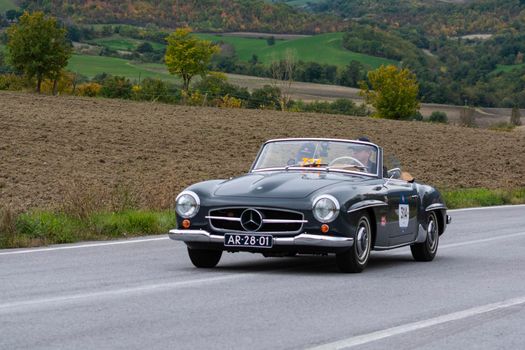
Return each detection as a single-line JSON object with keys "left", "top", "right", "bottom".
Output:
{"left": 1, "top": 91, "right": 523, "bottom": 212}
{"left": 18, "top": 0, "right": 343, "bottom": 33}
{"left": 310, "top": 0, "right": 525, "bottom": 36}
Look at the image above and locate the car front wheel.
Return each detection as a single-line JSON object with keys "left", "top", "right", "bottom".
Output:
{"left": 336, "top": 213, "right": 372, "bottom": 273}
{"left": 187, "top": 247, "right": 222, "bottom": 268}
{"left": 410, "top": 211, "right": 439, "bottom": 262}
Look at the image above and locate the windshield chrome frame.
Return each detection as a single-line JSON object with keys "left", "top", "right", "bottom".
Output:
{"left": 250, "top": 138, "right": 383, "bottom": 178}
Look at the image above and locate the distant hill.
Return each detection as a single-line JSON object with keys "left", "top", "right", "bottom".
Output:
{"left": 309, "top": 0, "right": 525, "bottom": 37}
{"left": 18, "top": 0, "right": 344, "bottom": 34}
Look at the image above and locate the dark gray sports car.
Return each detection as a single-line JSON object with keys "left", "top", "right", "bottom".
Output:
{"left": 169, "top": 138, "right": 451, "bottom": 273}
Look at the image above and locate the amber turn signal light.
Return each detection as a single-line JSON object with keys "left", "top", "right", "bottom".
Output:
{"left": 182, "top": 219, "right": 191, "bottom": 229}
{"left": 321, "top": 224, "right": 329, "bottom": 233}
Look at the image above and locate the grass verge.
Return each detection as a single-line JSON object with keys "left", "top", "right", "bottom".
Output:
{"left": 441, "top": 188, "right": 525, "bottom": 209}
{"left": 1, "top": 188, "right": 524, "bottom": 249}
{"left": 0, "top": 209, "right": 176, "bottom": 249}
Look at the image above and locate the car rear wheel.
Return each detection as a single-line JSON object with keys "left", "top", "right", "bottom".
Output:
{"left": 336, "top": 213, "right": 372, "bottom": 273}
{"left": 410, "top": 211, "right": 439, "bottom": 262}
{"left": 187, "top": 247, "right": 222, "bottom": 268}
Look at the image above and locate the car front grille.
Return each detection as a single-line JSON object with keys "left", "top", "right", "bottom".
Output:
{"left": 207, "top": 207, "right": 307, "bottom": 234}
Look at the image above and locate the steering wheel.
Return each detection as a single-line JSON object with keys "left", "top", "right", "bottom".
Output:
{"left": 329, "top": 156, "right": 366, "bottom": 168}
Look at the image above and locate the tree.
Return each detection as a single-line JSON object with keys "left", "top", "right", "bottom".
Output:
{"left": 136, "top": 42, "right": 154, "bottom": 53}
{"left": 270, "top": 50, "right": 296, "bottom": 111}
{"left": 5, "top": 9, "right": 22, "bottom": 22}
{"left": 6, "top": 11, "right": 72, "bottom": 93}
{"left": 459, "top": 106, "right": 477, "bottom": 127}
{"left": 165, "top": 28, "right": 220, "bottom": 92}
{"left": 511, "top": 106, "right": 522, "bottom": 126}
{"left": 359, "top": 65, "right": 420, "bottom": 120}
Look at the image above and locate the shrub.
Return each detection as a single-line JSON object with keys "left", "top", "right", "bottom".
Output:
{"left": 330, "top": 99, "right": 359, "bottom": 115}
{"left": 0, "top": 73, "right": 31, "bottom": 91}
{"left": 219, "top": 95, "right": 242, "bottom": 108}
{"left": 428, "top": 111, "right": 448, "bottom": 123}
{"left": 194, "top": 72, "right": 250, "bottom": 101}
{"left": 184, "top": 90, "right": 205, "bottom": 106}
{"left": 247, "top": 85, "right": 281, "bottom": 109}
{"left": 40, "top": 71, "right": 76, "bottom": 95}
{"left": 489, "top": 122, "right": 515, "bottom": 132}
{"left": 133, "top": 78, "right": 177, "bottom": 103}
{"left": 76, "top": 82, "right": 102, "bottom": 97}
{"left": 100, "top": 76, "right": 133, "bottom": 99}
{"left": 410, "top": 111, "right": 424, "bottom": 121}
{"left": 290, "top": 99, "right": 368, "bottom": 116}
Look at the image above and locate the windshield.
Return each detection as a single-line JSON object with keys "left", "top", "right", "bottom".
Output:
{"left": 252, "top": 140, "right": 379, "bottom": 175}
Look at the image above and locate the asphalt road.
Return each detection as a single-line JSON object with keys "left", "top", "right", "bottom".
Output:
{"left": 1, "top": 205, "right": 525, "bottom": 350}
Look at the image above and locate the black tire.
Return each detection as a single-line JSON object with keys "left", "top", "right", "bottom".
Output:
{"left": 411, "top": 211, "right": 439, "bottom": 262}
{"left": 336, "top": 213, "right": 372, "bottom": 273}
{"left": 187, "top": 247, "right": 222, "bottom": 268}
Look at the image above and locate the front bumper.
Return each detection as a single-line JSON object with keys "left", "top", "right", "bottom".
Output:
{"left": 169, "top": 229, "right": 354, "bottom": 248}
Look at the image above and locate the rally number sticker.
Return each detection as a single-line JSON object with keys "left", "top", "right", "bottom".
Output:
{"left": 399, "top": 204, "right": 409, "bottom": 228}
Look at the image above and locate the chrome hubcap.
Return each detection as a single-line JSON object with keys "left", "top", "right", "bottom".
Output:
{"left": 427, "top": 215, "right": 438, "bottom": 252}
{"left": 356, "top": 220, "right": 370, "bottom": 262}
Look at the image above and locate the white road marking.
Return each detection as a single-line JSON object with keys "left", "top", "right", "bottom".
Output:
{"left": 0, "top": 273, "right": 245, "bottom": 313}
{"left": 383, "top": 231, "right": 525, "bottom": 258}
{"left": 448, "top": 204, "right": 525, "bottom": 213}
{"left": 0, "top": 204, "right": 523, "bottom": 256}
{"left": 0, "top": 236, "right": 169, "bottom": 256}
{"left": 309, "top": 295, "right": 525, "bottom": 350}
{"left": 440, "top": 231, "right": 525, "bottom": 249}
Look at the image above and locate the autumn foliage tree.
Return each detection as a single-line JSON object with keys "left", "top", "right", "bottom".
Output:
{"left": 6, "top": 11, "right": 72, "bottom": 93}
{"left": 359, "top": 65, "right": 420, "bottom": 120}
{"left": 165, "top": 28, "right": 220, "bottom": 93}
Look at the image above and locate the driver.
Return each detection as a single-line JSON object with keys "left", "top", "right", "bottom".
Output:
{"left": 352, "top": 144, "right": 377, "bottom": 174}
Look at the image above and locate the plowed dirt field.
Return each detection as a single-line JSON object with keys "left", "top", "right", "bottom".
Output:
{"left": 1, "top": 92, "right": 524, "bottom": 211}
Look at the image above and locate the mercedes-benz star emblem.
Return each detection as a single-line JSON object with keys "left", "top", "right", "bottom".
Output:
{"left": 240, "top": 209, "right": 263, "bottom": 232}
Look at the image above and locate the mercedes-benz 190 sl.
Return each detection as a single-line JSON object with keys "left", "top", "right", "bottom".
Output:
{"left": 169, "top": 138, "right": 451, "bottom": 273}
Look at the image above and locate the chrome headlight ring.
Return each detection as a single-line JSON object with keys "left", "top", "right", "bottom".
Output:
{"left": 312, "top": 194, "right": 340, "bottom": 223}
{"left": 175, "top": 191, "right": 200, "bottom": 218}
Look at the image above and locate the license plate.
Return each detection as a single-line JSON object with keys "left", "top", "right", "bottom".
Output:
{"left": 224, "top": 233, "right": 273, "bottom": 248}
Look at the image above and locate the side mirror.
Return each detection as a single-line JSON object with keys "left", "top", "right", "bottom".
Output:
{"left": 387, "top": 168, "right": 401, "bottom": 179}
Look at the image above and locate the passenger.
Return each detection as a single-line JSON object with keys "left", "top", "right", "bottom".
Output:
{"left": 295, "top": 142, "right": 317, "bottom": 165}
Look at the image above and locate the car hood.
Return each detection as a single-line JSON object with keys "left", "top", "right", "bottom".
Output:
{"left": 213, "top": 171, "right": 362, "bottom": 199}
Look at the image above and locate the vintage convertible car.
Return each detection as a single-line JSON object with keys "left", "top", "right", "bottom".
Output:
{"left": 169, "top": 138, "right": 451, "bottom": 273}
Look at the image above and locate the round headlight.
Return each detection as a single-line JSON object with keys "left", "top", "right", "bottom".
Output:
{"left": 313, "top": 195, "right": 340, "bottom": 223}
{"left": 175, "top": 191, "right": 200, "bottom": 218}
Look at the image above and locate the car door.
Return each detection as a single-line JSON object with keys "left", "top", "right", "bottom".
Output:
{"left": 385, "top": 179, "right": 419, "bottom": 246}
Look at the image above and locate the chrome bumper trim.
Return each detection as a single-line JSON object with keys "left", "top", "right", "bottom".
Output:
{"left": 169, "top": 230, "right": 354, "bottom": 248}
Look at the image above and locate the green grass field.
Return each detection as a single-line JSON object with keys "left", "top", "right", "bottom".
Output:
{"left": 68, "top": 55, "right": 179, "bottom": 83}
{"left": 81, "top": 30, "right": 396, "bottom": 69}
{"left": 493, "top": 63, "right": 525, "bottom": 74}
{"left": 196, "top": 32, "right": 396, "bottom": 68}
{"left": 0, "top": 0, "right": 18, "bottom": 12}
{"left": 90, "top": 35, "right": 166, "bottom": 52}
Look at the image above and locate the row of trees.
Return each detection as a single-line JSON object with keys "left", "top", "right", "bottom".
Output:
{"left": 8, "top": 11, "right": 520, "bottom": 126}
{"left": 18, "top": 0, "right": 343, "bottom": 34}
